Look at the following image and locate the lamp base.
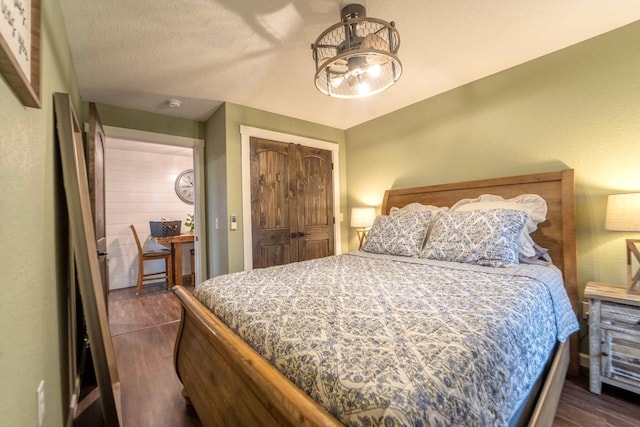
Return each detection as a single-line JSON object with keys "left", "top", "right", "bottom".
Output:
{"left": 626, "top": 239, "right": 640, "bottom": 294}
{"left": 356, "top": 229, "right": 367, "bottom": 249}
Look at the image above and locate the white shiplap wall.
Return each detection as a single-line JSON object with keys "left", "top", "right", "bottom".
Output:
{"left": 106, "top": 138, "right": 194, "bottom": 290}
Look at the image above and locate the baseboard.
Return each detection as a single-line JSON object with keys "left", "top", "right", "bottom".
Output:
{"left": 579, "top": 352, "right": 589, "bottom": 369}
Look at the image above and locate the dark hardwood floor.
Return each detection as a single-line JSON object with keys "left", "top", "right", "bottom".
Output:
{"left": 109, "top": 282, "right": 202, "bottom": 427}
{"left": 108, "top": 283, "right": 640, "bottom": 427}
{"left": 554, "top": 375, "right": 640, "bottom": 426}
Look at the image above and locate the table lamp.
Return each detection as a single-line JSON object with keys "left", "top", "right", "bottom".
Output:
{"left": 351, "top": 207, "right": 376, "bottom": 249}
{"left": 605, "top": 193, "right": 640, "bottom": 294}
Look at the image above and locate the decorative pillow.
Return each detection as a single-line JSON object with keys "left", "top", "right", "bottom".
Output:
{"left": 420, "top": 209, "right": 528, "bottom": 267}
{"left": 361, "top": 211, "right": 434, "bottom": 257}
{"left": 389, "top": 203, "right": 448, "bottom": 215}
{"left": 450, "top": 194, "right": 547, "bottom": 257}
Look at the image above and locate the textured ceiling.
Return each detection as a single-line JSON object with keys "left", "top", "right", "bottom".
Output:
{"left": 59, "top": 1, "right": 640, "bottom": 130}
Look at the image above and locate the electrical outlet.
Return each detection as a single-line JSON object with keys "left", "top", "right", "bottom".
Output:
{"left": 37, "top": 380, "right": 45, "bottom": 426}
{"left": 215, "top": 217, "right": 219, "bottom": 230}
{"left": 230, "top": 214, "right": 237, "bottom": 231}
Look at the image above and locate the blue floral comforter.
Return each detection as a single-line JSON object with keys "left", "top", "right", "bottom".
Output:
{"left": 194, "top": 252, "right": 579, "bottom": 426}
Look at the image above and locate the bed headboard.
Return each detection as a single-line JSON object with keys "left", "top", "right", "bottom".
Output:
{"left": 381, "top": 169, "right": 579, "bottom": 374}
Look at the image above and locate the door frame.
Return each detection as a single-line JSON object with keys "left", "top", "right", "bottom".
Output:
{"left": 99, "top": 125, "right": 207, "bottom": 284}
{"left": 240, "top": 125, "right": 341, "bottom": 271}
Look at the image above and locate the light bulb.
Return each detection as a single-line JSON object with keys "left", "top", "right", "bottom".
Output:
{"left": 358, "top": 79, "right": 370, "bottom": 95}
{"left": 330, "top": 75, "right": 344, "bottom": 88}
{"left": 367, "top": 64, "right": 381, "bottom": 77}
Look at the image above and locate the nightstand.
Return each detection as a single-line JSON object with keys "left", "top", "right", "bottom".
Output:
{"left": 584, "top": 281, "right": 640, "bottom": 395}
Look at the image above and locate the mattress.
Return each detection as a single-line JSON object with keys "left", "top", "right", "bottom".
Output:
{"left": 194, "top": 252, "right": 579, "bottom": 426}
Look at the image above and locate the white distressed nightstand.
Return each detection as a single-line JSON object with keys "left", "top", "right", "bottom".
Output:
{"left": 585, "top": 281, "right": 640, "bottom": 395}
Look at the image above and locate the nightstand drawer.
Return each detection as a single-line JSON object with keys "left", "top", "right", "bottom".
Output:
{"left": 601, "top": 329, "right": 640, "bottom": 388}
{"left": 601, "top": 302, "right": 640, "bottom": 331}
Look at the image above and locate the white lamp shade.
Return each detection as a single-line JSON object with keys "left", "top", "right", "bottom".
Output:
{"left": 351, "top": 207, "right": 376, "bottom": 228}
{"left": 605, "top": 193, "right": 640, "bottom": 231}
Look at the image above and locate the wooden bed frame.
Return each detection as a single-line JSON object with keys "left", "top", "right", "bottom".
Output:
{"left": 172, "top": 169, "right": 578, "bottom": 427}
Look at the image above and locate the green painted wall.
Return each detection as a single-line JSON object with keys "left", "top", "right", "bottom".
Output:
{"left": 0, "top": 1, "right": 81, "bottom": 426}
{"left": 205, "top": 105, "right": 229, "bottom": 276}
{"left": 84, "top": 102, "right": 205, "bottom": 139}
{"left": 345, "top": 21, "right": 640, "bottom": 302}
{"left": 206, "top": 102, "right": 347, "bottom": 275}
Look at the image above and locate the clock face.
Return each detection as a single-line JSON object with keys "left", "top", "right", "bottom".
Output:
{"left": 175, "top": 169, "right": 195, "bottom": 205}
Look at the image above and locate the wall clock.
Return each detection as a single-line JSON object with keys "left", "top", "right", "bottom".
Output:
{"left": 175, "top": 169, "right": 194, "bottom": 205}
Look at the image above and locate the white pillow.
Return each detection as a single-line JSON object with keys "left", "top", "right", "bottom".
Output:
{"left": 390, "top": 203, "right": 448, "bottom": 215}
{"left": 450, "top": 194, "right": 547, "bottom": 257}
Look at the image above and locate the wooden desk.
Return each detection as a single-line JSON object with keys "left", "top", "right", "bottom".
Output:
{"left": 156, "top": 233, "right": 194, "bottom": 286}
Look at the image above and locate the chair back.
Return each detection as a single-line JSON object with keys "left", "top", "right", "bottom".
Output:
{"left": 129, "top": 225, "right": 144, "bottom": 256}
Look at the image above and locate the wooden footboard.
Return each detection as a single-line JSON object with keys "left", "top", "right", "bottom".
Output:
{"left": 172, "top": 285, "right": 342, "bottom": 427}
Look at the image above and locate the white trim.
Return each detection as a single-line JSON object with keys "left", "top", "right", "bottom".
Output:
{"left": 240, "top": 125, "right": 341, "bottom": 271}
{"left": 101, "top": 125, "right": 201, "bottom": 148}
{"left": 101, "top": 125, "right": 207, "bottom": 284}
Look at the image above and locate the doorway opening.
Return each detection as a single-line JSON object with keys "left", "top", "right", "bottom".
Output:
{"left": 102, "top": 126, "right": 206, "bottom": 291}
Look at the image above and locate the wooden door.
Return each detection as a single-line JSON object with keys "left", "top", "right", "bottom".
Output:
{"left": 251, "top": 138, "right": 297, "bottom": 268}
{"left": 87, "top": 103, "right": 108, "bottom": 306}
{"left": 296, "top": 145, "right": 334, "bottom": 261}
{"left": 250, "top": 137, "right": 334, "bottom": 269}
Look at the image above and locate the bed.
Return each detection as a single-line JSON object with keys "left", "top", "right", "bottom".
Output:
{"left": 172, "top": 169, "right": 579, "bottom": 427}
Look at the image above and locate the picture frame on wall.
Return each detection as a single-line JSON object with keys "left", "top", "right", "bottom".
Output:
{"left": 0, "top": 0, "right": 41, "bottom": 108}
{"left": 54, "top": 92, "right": 121, "bottom": 426}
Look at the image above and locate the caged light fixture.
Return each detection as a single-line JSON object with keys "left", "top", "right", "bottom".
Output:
{"left": 311, "top": 3, "right": 402, "bottom": 98}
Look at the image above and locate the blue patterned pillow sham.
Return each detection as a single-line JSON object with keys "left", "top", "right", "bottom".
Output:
{"left": 420, "top": 209, "right": 528, "bottom": 267}
{"left": 451, "top": 194, "right": 547, "bottom": 258}
{"left": 361, "top": 211, "right": 434, "bottom": 257}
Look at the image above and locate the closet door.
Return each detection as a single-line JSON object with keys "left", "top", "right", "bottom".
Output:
{"left": 250, "top": 138, "right": 297, "bottom": 268}
{"left": 250, "top": 137, "right": 334, "bottom": 269}
{"left": 295, "top": 145, "right": 334, "bottom": 262}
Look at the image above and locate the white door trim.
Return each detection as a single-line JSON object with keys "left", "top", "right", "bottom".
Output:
{"left": 240, "top": 125, "right": 341, "bottom": 271}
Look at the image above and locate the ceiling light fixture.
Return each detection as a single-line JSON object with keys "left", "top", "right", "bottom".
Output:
{"left": 311, "top": 4, "right": 401, "bottom": 99}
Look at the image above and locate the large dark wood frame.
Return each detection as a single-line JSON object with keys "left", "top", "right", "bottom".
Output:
{"left": 172, "top": 169, "right": 578, "bottom": 427}
{"left": 55, "top": 93, "right": 121, "bottom": 426}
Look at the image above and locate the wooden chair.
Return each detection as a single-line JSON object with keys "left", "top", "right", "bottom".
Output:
{"left": 129, "top": 225, "right": 174, "bottom": 295}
